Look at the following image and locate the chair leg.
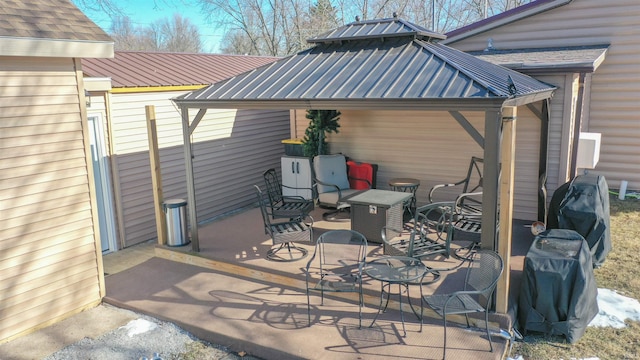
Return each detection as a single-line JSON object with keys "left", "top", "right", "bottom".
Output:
{"left": 307, "top": 289, "right": 311, "bottom": 327}
{"left": 442, "top": 313, "right": 448, "bottom": 360}
{"left": 485, "top": 309, "right": 494, "bottom": 352}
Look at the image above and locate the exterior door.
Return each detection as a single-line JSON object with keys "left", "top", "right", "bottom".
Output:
{"left": 88, "top": 114, "right": 117, "bottom": 253}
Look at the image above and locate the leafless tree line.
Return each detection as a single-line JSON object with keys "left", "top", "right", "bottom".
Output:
{"left": 199, "top": 0, "right": 531, "bottom": 56}
{"left": 75, "top": 0, "right": 531, "bottom": 55}
{"left": 109, "top": 14, "right": 202, "bottom": 52}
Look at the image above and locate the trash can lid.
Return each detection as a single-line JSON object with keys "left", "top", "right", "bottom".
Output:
{"left": 163, "top": 198, "right": 187, "bottom": 208}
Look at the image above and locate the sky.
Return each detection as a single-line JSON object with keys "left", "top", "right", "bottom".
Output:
{"left": 80, "top": 0, "right": 225, "bottom": 53}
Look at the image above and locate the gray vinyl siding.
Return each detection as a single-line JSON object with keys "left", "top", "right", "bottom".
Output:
{"left": 0, "top": 56, "right": 101, "bottom": 341}
{"left": 294, "top": 108, "right": 541, "bottom": 220}
{"left": 109, "top": 91, "right": 289, "bottom": 247}
{"left": 447, "top": 0, "right": 640, "bottom": 192}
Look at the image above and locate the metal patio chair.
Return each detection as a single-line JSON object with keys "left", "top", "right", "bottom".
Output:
{"left": 421, "top": 249, "right": 504, "bottom": 359}
{"left": 305, "top": 229, "right": 368, "bottom": 328}
{"left": 382, "top": 202, "right": 454, "bottom": 260}
{"left": 429, "top": 157, "right": 486, "bottom": 258}
{"left": 313, "top": 154, "right": 370, "bottom": 221}
{"left": 254, "top": 185, "right": 313, "bottom": 262}
{"left": 262, "top": 168, "right": 314, "bottom": 220}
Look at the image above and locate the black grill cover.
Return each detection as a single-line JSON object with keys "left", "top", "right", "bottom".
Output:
{"left": 547, "top": 174, "right": 611, "bottom": 268}
{"left": 518, "top": 229, "right": 599, "bottom": 343}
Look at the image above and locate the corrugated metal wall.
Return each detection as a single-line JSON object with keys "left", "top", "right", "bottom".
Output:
{"left": 447, "top": 0, "right": 640, "bottom": 192}
{"left": 109, "top": 91, "right": 289, "bottom": 247}
{"left": 0, "top": 56, "right": 101, "bottom": 341}
{"left": 294, "top": 108, "right": 542, "bottom": 220}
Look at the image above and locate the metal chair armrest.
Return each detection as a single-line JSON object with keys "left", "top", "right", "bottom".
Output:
{"left": 428, "top": 179, "right": 468, "bottom": 202}
{"left": 314, "top": 178, "right": 344, "bottom": 198}
{"left": 347, "top": 175, "right": 372, "bottom": 189}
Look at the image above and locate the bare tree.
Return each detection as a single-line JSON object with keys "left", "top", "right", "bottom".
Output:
{"left": 157, "top": 14, "right": 202, "bottom": 52}
{"left": 108, "top": 14, "right": 202, "bottom": 52}
{"left": 110, "top": 16, "right": 147, "bottom": 51}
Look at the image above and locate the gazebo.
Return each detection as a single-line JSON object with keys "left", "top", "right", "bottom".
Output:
{"left": 172, "top": 16, "right": 556, "bottom": 313}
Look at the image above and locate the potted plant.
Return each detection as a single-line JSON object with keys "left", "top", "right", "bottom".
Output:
{"left": 302, "top": 109, "right": 341, "bottom": 158}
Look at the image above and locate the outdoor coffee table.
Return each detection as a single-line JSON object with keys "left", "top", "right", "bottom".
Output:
{"left": 364, "top": 256, "right": 429, "bottom": 336}
{"left": 345, "top": 189, "right": 411, "bottom": 243}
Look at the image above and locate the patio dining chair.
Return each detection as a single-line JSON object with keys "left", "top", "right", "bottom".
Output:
{"left": 254, "top": 185, "right": 313, "bottom": 262}
{"left": 421, "top": 249, "right": 504, "bottom": 359}
{"left": 428, "top": 157, "right": 486, "bottom": 258}
{"left": 262, "top": 168, "right": 314, "bottom": 220}
{"left": 313, "top": 154, "right": 371, "bottom": 221}
{"left": 305, "top": 229, "right": 368, "bottom": 328}
{"left": 382, "top": 202, "right": 454, "bottom": 260}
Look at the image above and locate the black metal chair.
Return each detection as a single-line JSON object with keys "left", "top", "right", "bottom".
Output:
{"left": 421, "top": 250, "right": 504, "bottom": 359}
{"left": 429, "top": 157, "right": 485, "bottom": 258}
{"left": 382, "top": 202, "right": 454, "bottom": 260}
{"left": 262, "top": 168, "right": 314, "bottom": 220}
{"left": 254, "top": 185, "right": 313, "bottom": 262}
{"left": 305, "top": 229, "right": 368, "bottom": 328}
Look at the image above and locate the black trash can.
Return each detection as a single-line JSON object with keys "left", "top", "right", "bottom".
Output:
{"left": 163, "top": 199, "right": 189, "bottom": 246}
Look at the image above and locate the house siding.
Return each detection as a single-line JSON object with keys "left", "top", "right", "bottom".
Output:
{"left": 109, "top": 91, "right": 289, "bottom": 247}
{"left": 294, "top": 108, "right": 542, "bottom": 220}
{"left": 0, "top": 56, "right": 101, "bottom": 341}
{"left": 447, "top": 0, "right": 640, "bottom": 192}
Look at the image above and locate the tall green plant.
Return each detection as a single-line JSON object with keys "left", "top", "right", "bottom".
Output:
{"left": 302, "top": 109, "right": 341, "bottom": 157}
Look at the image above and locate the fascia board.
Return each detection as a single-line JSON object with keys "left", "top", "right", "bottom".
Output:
{"left": 0, "top": 37, "right": 114, "bottom": 58}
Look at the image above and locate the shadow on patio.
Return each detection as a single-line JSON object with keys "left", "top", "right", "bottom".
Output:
{"left": 104, "top": 206, "right": 535, "bottom": 360}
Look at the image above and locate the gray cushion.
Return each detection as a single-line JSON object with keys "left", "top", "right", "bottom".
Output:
{"left": 313, "top": 155, "right": 351, "bottom": 195}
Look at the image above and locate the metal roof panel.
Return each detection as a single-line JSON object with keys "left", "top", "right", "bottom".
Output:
{"left": 82, "top": 51, "right": 280, "bottom": 88}
{"left": 176, "top": 18, "right": 555, "bottom": 107}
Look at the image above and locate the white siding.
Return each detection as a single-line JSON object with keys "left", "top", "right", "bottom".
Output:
{"left": 0, "top": 57, "right": 101, "bottom": 341}
{"left": 294, "top": 108, "right": 542, "bottom": 220}
{"left": 448, "top": 0, "right": 640, "bottom": 192}
{"left": 110, "top": 91, "right": 290, "bottom": 247}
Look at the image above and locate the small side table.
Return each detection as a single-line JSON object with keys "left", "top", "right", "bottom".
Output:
{"left": 364, "top": 256, "right": 429, "bottom": 336}
{"left": 389, "top": 178, "right": 420, "bottom": 220}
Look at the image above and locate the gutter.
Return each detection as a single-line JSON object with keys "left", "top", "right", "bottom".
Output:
{"left": 442, "top": 0, "right": 573, "bottom": 45}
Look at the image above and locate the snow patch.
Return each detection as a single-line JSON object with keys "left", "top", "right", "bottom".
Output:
{"left": 589, "top": 288, "right": 640, "bottom": 328}
{"left": 120, "top": 318, "right": 158, "bottom": 337}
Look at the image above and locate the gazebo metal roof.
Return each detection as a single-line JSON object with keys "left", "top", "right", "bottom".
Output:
{"left": 174, "top": 17, "right": 555, "bottom": 110}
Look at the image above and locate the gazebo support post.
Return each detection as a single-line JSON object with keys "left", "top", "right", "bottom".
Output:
{"left": 496, "top": 106, "right": 517, "bottom": 313}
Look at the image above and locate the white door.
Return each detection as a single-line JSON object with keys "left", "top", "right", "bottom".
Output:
{"left": 88, "top": 114, "right": 117, "bottom": 253}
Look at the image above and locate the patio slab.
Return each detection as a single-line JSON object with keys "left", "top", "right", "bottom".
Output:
{"left": 103, "top": 206, "right": 535, "bottom": 359}
{"left": 105, "top": 256, "right": 507, "bottom": 360}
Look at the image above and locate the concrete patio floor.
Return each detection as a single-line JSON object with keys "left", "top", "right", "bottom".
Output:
{"left": 103, "top": 206, "right": 535, "bottom": 360}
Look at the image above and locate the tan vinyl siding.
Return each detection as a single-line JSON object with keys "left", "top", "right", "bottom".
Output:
{"left": 109, "top": 91, "right": 289, "bottom": 247}
{"left": 0, "top": 56, "right": 101, "bottom": 341}
{"left": 448, "top": 0, "right": 640, "bottom": 191}
{"left": 295, "top": 108, "right": 541, "bottom": 220}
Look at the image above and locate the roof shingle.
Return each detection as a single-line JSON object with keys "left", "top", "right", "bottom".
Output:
{"left": 0, "top": 0, "right": 111, "bottom": 42}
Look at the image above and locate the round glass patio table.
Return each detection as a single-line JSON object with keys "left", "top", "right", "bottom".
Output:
{"left": 364, "top": 256, "right": 429, "bottom": 336}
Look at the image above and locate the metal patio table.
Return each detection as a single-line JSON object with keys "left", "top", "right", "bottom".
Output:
{"left": 364, "top": 256, "right": 430, "bottom": 336}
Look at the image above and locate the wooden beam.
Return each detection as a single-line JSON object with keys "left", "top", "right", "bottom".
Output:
{"left": 146, "top": 105, "right": 166, "bottom": 246}
{"left": 496, "top": 106, "right": 517, "bottom": 314}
